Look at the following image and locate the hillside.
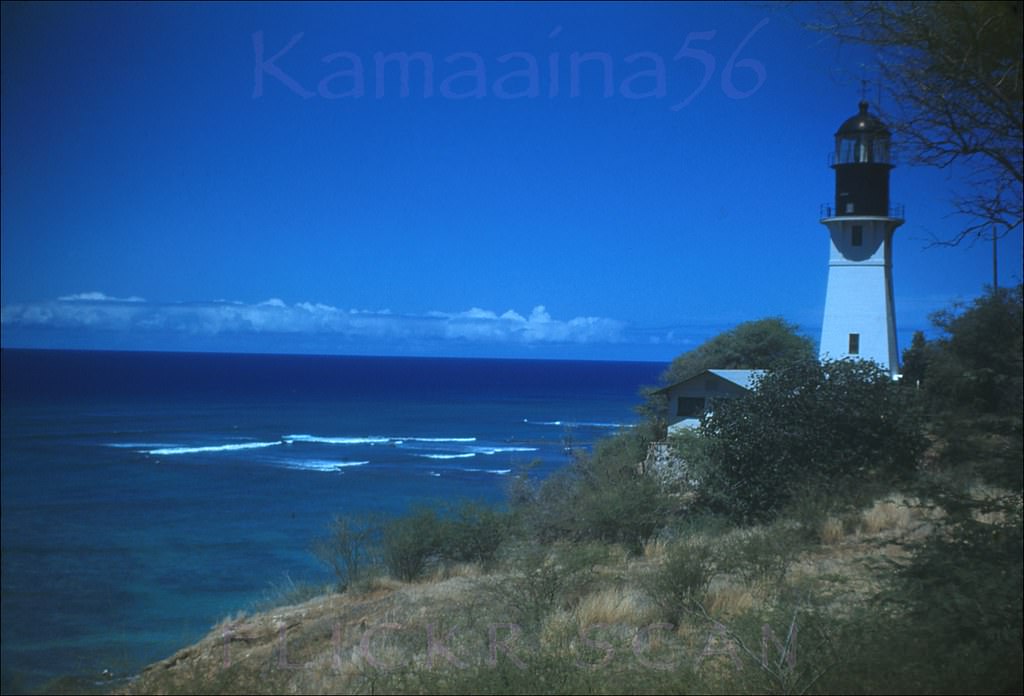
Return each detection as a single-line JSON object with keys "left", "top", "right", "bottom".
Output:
{"left": 98, "top": 488, "right": 1017, "bottom": 695}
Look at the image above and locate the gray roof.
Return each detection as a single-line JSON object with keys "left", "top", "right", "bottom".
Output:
{"left": 653, "top": 368, "right": 767, "bottom": 394}
{"left": 705, "top": 369, "right": 766, "bottom": 390}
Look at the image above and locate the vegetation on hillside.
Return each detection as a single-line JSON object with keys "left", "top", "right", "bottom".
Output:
{"left": 638, "top": 317, "right": 816, "bottom": 433}
{"left": 694, "top": 358, "right": 926, "bottom": 522}
{"left": 112, "top": 287, "right": 1023, "bottom": 695}
{"left": 660, "top": 317, "right": 816, "bottom": 385}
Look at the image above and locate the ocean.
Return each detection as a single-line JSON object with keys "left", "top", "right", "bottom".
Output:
{"left": 0, "top": 349, "right": 664, "bottom": 692}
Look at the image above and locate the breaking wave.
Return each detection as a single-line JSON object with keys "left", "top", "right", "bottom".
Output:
{"left": 523, "top": 419, "right": 635, "bottom": 429}
{"left": 278, "top": 458, "right": 369, "bottom": 472}
{"left": 470, "top": 446, "right": 537, "bottom": 455}
{"left": 283, "top": 434, "right": 390, "bottom": 445}
{"left": 145, "top": 441, "right": 283, "bottom": 455}
{"left": 284, "top": 434, "right": 476, "bottom": 445}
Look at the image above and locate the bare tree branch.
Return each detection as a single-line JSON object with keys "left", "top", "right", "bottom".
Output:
{"left": 808, "top": 1, "right": 1023, "bottom": 244}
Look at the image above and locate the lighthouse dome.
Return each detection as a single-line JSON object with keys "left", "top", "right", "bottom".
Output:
{"left": 836, "top": 100, "right": 890, "bottom": 137}
{"left": 833, "top": 100, "right": 892, "bottom": 166}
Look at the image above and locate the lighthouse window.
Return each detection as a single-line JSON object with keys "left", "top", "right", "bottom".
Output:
{"left": 873, "top": 138, "right": 889, "bottom": 164}
{"left": 849, "top": 333, "right": 860, "bottom": 355}
{"left": 838, "top": 137, "right": 857, "bottom": 163}
{"left": 851, "top": 226, "right": 863, "bottom": 246}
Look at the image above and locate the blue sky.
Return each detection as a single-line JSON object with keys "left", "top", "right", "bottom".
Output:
{"left": 2, "top": 2, "right": 1020, "bottom": 361}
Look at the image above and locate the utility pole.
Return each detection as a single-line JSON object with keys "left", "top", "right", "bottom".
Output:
{"left": 992, "top": 225, "right": 999, "bottom": 291}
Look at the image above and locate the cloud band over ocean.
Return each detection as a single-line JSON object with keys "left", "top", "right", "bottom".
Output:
{"left": 1, "top": 293, "right": 629, "bottom": 346}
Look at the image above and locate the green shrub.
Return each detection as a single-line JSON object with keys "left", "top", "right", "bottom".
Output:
{"left": 702, "top": 601, "right": 840, "bottom": 696}
{"left": 661, "top": 317, "right": 816, "bottom": 386}
{"left": 695, "top": 359, "right": 926, "bottom": 522}
{"left": 359, "top": 635, "right": 699, "bottom": 695}
{"left": 509, "top": 465, "right": 580, "bottom": 544}
{"left": 437, "top": 501, "right": 510, "bottom": 568}
{"left": 924, "top": 285, "right": 1023, "bottom": 418}
{"left": 644, "top": 538, "right": 718, "bottom": 624}
{"left": 574, "top": 449, "right": 665, "bottom": 554}
{"left": 821, "top": 517, "right": 1023, "bottom": 695}
{"left": 512, "top": 429, "right": 668, "bottom": 552}
{"left": 886, "top": 489, "right": 1022, "bottom": 653}
{"left": 716, "top": 523, "right": 803, "bottom": 587}
{"left": 908, "top": 286, "right": 1024, "bottom": 491}
{"left": 492, "top": 542, "right": 608, "bottom": 629}
{"left": 312, "top": 513, "right": 381, "bottom": 590}
{"left": 382, "top": 506, "right": 444, "bottom": 581}
{"left": 639, "top": 317, "right": 816, "bottom": 429}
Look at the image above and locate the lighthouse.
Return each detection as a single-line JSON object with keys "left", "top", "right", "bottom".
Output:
{"left": 819, "top": 100, "right": 903, "bottom": 376}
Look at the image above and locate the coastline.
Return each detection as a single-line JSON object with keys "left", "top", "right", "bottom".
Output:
{"left": 1, "top": 351, "right": 662, "bottom": 693}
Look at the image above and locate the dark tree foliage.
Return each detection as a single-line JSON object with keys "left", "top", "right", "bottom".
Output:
{"left": 571, "top": 434, "right": 665, "bottom": 553}
{"left": 639, "top": 318, "right": 815, "bottom": 430}
{"left": 908, "top": 285, "right": 1024, "bottom": 489}
{"left": 899, "top": 329, "right": 929, "bottom": 387}
{"left": 661, "top": 317, "right": 815, "bottom": 385}
{"left": 511, "top": 429, "right": 666, "bottom": 553}
{"left": 381, "top": 507, "right": 443, "bottom": 582}
{"left": 924, "top": 284, "right": 1023, "bottom": 416}
{"left": 377, "top": 501, "right": 512, "bottom": 581}
{"left": 437, "top": 501, "right": 508, "bottom": 567}
{"left": 886, "top": 488, "right": 1023, "bottom": 687}
{"left": 695, "top": 358, "right": 926, "bottom": 522}
{"left": 312, "top": 513, "right": 381, "bottom": 590}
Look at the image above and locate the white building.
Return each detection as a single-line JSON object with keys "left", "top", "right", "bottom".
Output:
{"left": 819, "top": 101, "right": 903, "bottom": 376}
{"left": 655, "top": 369, "right": 765, "bottom": 433}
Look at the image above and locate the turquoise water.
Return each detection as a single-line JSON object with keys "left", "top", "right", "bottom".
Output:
{"left": 0, "top": 350, "right": 664, "bottom": 692}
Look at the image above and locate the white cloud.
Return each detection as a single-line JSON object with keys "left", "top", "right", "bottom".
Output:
{"left": 57, "top": 291, "right": 145, "bottom": 302}
{"left": 432, "top": 304, "right": 624, "bottom": 344}
{"left": 530, "top": 306, "right": 552, "bottom": 323}
{"left": 1, "top": 296, "right": 626, "bottom": 346}
{"left": 460, "top": 307, "right": 500, "bottom": 320}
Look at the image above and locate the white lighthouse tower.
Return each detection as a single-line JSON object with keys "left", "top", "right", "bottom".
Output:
{"left": 819, "top": 101, "right": 903, "bottom": 376}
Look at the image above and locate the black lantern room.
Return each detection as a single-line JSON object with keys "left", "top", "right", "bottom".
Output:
{"left": 832, "top": 100, "right": 893, "bottom": 217}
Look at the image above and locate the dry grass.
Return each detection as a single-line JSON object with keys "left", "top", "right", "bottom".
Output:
{"left": 575, "top": 586, "right": 656, "bottom": 627}
{"left": 212, "top": 610, "right": 249, "bottom": 633}
{"left": 343, "top": 574, "right": 407, "bottom": 599}
{"left": 423, "top": 561, "right": 484, "bottom": 583}
{"left": 819, "top": 516, "right": 846, "bottom": 545}
{"left": 539, "top": 608, "right": 577, "bottom": 649}
{"left": 704, "top": 583, "right": 756, "bottom": 618}
{"left": 859, "top": 496, "right": 918, "bottom": 535}
{"left": 968, "top": 483, "right": 1020, "bottom": 525}
{"left": 859, "top": 493, "right": 956, "bottom": 540}
{"left": 129, "top": 486, "right": 1009, "bottom": 695}
{"left": 643, "top": 537, "right": 669, "bottom": 561}
{"left": 856, "top": 487, "right": 1017, "bottom": 537}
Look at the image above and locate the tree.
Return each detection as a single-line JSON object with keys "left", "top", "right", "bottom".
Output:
{"left": 381, "top": 506, "right": 443, "bottom": 581}
{"left": 694, "top": 358, "right": 926, "bottom": 522}
{"left": 661, "top": 317, "right": 815, "bottom": 385}
{"left": 639, "top": 317, "right": 815, "bottom": 432}
{"left": 900, "top": 329, "right": 930, "bottom": 387}
{"left": 511, "top": 428, "right": 667, "bottom": 552}
{"left": 925, "top": 284, "right": 1023, "bottom": 416}
{"left": 915, "top": 285, "right": 1023, "bottom": 488}
{"left": 312, "top": 513, "right": 381, "bottom": 591}
{"left": 811, "top": 1, "right": 1023, "bottom": 244}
